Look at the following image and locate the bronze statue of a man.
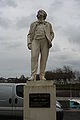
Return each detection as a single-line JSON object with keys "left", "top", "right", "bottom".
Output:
{"left": 27, "top": 9, "right": 54, "bottom": 81}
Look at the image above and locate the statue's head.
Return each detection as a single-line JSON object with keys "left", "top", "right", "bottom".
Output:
{"left": 37, "top": 9, "right": 47, "bottom": 20}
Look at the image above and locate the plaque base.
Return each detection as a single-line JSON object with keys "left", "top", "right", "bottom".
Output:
{"left": 24, "top": 80, "right": 56, "bottom": 120}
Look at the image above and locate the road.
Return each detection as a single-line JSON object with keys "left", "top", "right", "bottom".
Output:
{"left": 63, "top": 110, "right": 80, "bottom": 120}
{"left": 0, "top": 110, "right": 80, "bottom": 120}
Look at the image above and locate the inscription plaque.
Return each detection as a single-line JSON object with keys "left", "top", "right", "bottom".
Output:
{"left": 29, "top": 93, "right": 50, "bottom": 108}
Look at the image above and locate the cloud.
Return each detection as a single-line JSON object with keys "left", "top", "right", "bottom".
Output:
{"left": 3, "top": 41, "right": 22, "bottom": 50}
{"left": 50, "top": 0, "right": 63, "bottom": 11}
{"left": 0, "top": 34, "right": 23, "bottom": 50}
{"left": 74, "top": 0, "right": 80, "bottom": 5}
{"left": 47, "top": 48, "right": 80, "bottom": 71}
{"left": 0, "top": 16, "right": 11, "bottom": 29}
{"left": 0, "top": 36, "right": 6, "bottom": 41}
{"left": 0, "top": 0, "right": 17, "bottom": 8}
{"left": 0, "top": 57, "right": 28, "bottom": 78}
{"left": 50, "top": 43, "right": 61, "bottom": 53}
{"left": 63, "top": 25, "right": 80, "bottom": 46}
{"left": 69, "top": 28, "right": 80, "bottom": 45}
{"left": 16, "top": 14, "right": 36, "bottom": 29}
{"left": 0, "top": 38, "right": 23, "bottom": 51}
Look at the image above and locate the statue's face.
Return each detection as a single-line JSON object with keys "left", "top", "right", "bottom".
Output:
{"left": 37, "top": 11, "right": 45, "bottom": 21}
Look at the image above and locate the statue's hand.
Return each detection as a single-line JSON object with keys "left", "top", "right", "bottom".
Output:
{"left": 28, "top": 43, "right": 32, "bottom": 50}
{"left": 49, "top": 42, "right": 52, "bottom": 48}
{"left": 48, "top": 40, "right": 52, "bottom": 48}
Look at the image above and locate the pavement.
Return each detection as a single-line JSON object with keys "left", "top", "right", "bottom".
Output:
{"left": 0, "top": 110, "right": 80, "bottom": 120}
{"left": 63, "top": 109, "right": 80, "bottom": 120}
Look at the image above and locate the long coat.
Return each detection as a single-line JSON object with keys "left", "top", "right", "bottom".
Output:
{"left": 27, "top": 20, "right": 54, "bottom": 48}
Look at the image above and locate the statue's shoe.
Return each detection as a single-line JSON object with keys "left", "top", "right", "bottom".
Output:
{"left": 40, "top": 76, "right": 46, "bottom": 80}
{"left": 28, "top": 76, "right": 36, "bottom": 81}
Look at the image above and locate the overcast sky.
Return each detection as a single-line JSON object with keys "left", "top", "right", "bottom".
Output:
{"left": 0, "top": 0, "right": 80, "bottom": 78}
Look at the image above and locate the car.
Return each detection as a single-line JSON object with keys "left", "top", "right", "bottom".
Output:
{"left": 0, "top": 83, "right": 63, "bottom": 120}
{"left": 69, "top": 98, "right": 80, "bottom": 109}
{"left": 56, "top": 101, "right": 63, "bottom": 120}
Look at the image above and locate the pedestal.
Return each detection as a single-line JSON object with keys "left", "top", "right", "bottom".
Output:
{"left": 24, "top": 80, "right": 56, "bottom": 120}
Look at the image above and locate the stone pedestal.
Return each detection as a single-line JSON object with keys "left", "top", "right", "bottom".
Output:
{"left": 24, "top": 80, "right": 56, "bottom": 120}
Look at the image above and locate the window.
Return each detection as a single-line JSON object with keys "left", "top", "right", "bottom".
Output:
{"left": 16, "top": 85, "right": 24, "bottom": 98}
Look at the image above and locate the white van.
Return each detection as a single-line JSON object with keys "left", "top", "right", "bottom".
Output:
{"left": 0, "top": 83, "right": 63, "bottom": 120}
{"left": 0, "top": 83, "right": 25, "bottom": 117}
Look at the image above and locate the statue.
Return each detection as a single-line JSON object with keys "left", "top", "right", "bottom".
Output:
{"left": 27, "top": 9, "right": 54, "bottom": 81}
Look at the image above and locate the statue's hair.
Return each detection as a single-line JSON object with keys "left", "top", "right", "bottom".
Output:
{"left": 37, "top": 9, "right": 47, "bottom": 20}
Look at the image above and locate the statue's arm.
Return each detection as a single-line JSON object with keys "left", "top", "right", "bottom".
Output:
{"left": 27, "top": 24, "right": 32, "bottom": 50}
{"left": 50, "top": 23, "right": 54, "bottom": 41}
